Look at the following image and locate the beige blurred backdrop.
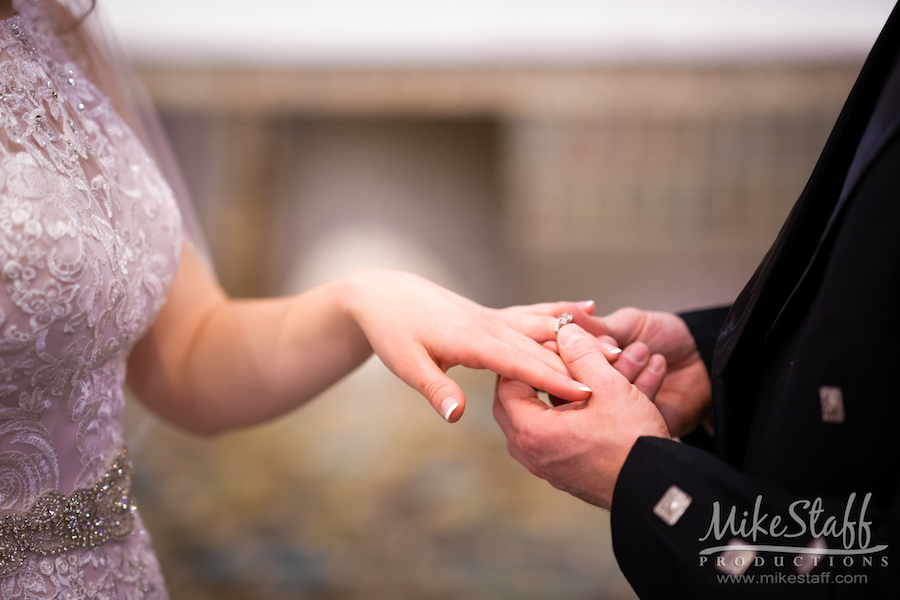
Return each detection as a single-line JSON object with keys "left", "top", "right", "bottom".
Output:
{"left": 108, "top": 1, "right": 895, "bottom": 598}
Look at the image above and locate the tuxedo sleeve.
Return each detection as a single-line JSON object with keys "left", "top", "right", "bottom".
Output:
{"left": 610, "top": 437, "right": 900, "bottom": 599}
{"left": 676, "top": 306, "right": 730, "bottom": 450}
{"left": 677, "top": 305, "right": 731, "bottom": 376}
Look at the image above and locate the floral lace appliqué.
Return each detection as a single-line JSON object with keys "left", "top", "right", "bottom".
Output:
{"left": 0, "top": 1, "right": 182, "bottom": 598}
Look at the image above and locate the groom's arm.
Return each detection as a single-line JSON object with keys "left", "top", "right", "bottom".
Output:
{"left": 612, "top": 437, "right": 900, "bottom": 599}
{"left": 677, "top": 305, "right": 731, "bottom": 377}
{"left": 675, "top": 305, "right": 730, "bottom": 450}
{"left": 495, "top": 321, "right": 899, "bottom": 599}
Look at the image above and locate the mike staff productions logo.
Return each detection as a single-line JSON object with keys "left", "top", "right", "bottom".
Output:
{"left": 698, "top": 492, "right": 888, "bottom": 580}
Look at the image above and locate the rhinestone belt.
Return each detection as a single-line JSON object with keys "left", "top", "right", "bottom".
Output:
{"left": 0, "top": 451, "right": 135, "bottom": 577}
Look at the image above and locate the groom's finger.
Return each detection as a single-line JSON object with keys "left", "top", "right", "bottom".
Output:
{"left": 492, "top": 385, "right": 518, "bottom": 442}
{"left": 495, "top": 376, "right": 555, "bottom": 438}
{"left": 494, "top": 380, "right": 540, "bottom": 468}
{"left": 632, "top": 354, "right": 666, "bottom": 402}
{"left": 538, "top": 335, "right": 622, "bottom": 365}
{"left": 556, "top": 325, "right": 635, "bottom": 399}
{"left": 494, "top": 385, "right": 548, "bottom": 480}
{"left": 593, "top": 307, "right": 646, "bottom": 347}
{"left": 611, "top": 342, "right": 651, "bottom": 382}
{"left": 547, "top": 336, "right": 642, "bottom": 406}
{"left": 542, "top": 336, "right": 622, "bottom": 364}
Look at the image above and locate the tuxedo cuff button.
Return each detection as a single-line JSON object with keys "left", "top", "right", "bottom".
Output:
{"left": 819, "top": 386, "right": 845, "bottom": 424}
{"left": 652, "top": 485, "right": 692, "bottom": 526}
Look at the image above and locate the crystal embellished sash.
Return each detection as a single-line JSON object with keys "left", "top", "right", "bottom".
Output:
{"left": 0, "top": 451, "right": 135, "bottom": 577}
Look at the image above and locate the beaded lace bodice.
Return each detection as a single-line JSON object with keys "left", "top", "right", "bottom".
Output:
{"left": 0, "top": 0, "right": 181, "bottom": 597}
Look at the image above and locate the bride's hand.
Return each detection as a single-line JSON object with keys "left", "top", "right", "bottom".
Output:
{"left": 342, "top": 269, "right": 617, "bottom": 422}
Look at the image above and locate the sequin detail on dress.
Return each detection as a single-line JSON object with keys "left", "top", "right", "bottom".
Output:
{"left": 0, "top": 0, "right": 182, "bottom": 598}
{"left": 0, "top": 452, "right": 134, "bottom": 577}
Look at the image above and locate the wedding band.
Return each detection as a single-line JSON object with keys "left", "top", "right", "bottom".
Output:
{"left": 554, "top": 313, "right": 574, "bottom": 335}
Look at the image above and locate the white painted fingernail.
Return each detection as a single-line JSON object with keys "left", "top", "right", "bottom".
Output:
{"left": 578, "top": 300, "right": 595, "bottom": 309}
{"left": 441, "top": 398, "right": 459, "bottom": 421}
{"left": 603, "top": 343, "right": 623, "bottom": 355}
{"left": 576, "top": 384, "right": 592, "bottom": 393}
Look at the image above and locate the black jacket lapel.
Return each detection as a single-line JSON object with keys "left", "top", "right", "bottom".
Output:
{"left": 709, "top": 1, "right": 900, "bottom": 466}
{"left": 766, "top": 57, "right": 900, "bottom": 342}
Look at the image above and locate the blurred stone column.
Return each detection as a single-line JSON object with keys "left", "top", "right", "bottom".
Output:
{"left": 206, "top": 118, "right": 283, "bottom": 297}
{"left": 162, "top": 112, "right": 284, "bottom": 298}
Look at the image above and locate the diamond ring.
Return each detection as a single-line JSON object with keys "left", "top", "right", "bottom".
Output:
{"left": 554, "top": 313, "right": 574, "bottom": 335}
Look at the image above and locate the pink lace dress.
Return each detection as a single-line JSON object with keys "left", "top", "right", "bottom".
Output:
{"left": 0, "top": 1, "right": 181, "bottom": 597}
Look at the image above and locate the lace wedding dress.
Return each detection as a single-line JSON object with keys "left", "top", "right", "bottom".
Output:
{"left": 0, "top": 0, "right": 182, "bottom": 597}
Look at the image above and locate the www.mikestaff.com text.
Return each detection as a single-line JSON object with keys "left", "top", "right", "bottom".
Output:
{"left": 717, "top": 572, "right": 868, "bottom": 585}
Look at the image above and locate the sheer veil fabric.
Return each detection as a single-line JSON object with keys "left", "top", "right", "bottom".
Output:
{"left": 0, "top": 0, "right": 209, "bottom": 596}
{"left": 56, "top": 0, "right": 210, "bottom": 261}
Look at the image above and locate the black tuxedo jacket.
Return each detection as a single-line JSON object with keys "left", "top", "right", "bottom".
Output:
{"left": 611, "top": 3, "right": 900, "bottom": 598}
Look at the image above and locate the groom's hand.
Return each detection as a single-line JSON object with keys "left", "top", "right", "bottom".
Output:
{"left": 597, "top": 308, "right": 712, "bottom": 438}
{"left": 493, "top": 324, "right": 670, "bottom": 510}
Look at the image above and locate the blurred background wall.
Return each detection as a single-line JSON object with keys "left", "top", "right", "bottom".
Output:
{"left": 108, "top": 1, "right": 896, "bottom": 598}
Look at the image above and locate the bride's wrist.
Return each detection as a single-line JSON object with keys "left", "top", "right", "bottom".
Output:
{"left": 334, "top": 267, "right": 395, "bottom": 333}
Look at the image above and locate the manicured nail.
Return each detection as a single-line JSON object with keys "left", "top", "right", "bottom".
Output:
{"left": 577, "top": 300, "right": 595, "bottom": 309}
{"left": 441, "top": 398, "right": 459, "bottom": 421}
{"left": 602, "top": 343, "right": 622, "bottom": 355}
{"left": 576, "top": 383, "right": 592, "bottom": 393}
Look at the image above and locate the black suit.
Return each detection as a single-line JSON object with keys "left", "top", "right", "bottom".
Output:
{"left": 611, "top": 3, "right": 900, "bottom": 598}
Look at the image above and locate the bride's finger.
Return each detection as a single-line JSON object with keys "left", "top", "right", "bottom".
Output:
{"left": 479, "top": 337, "right": 592, "bottom": 403}
{"left": 597, "top": 335, "right": 624, "bottom": 361}
{"left": 400, "top": 347, "right": 468, "bottom": 422}
{"left": 499, "top": 302, "right": 607, "bottom": 338}
{"left": 506, "top": 311, "right": 606, "bottom": 343}
{"left": 504, "top": 300, "right": 596, "bottom": 317}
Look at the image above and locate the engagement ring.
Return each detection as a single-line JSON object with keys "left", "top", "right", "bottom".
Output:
{"left": 554, "top": 313, "right": 574, "bottom": 335}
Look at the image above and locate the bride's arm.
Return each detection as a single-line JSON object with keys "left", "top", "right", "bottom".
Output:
{"left": 126, "top": 245, "right": 604, "bottom": 434}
